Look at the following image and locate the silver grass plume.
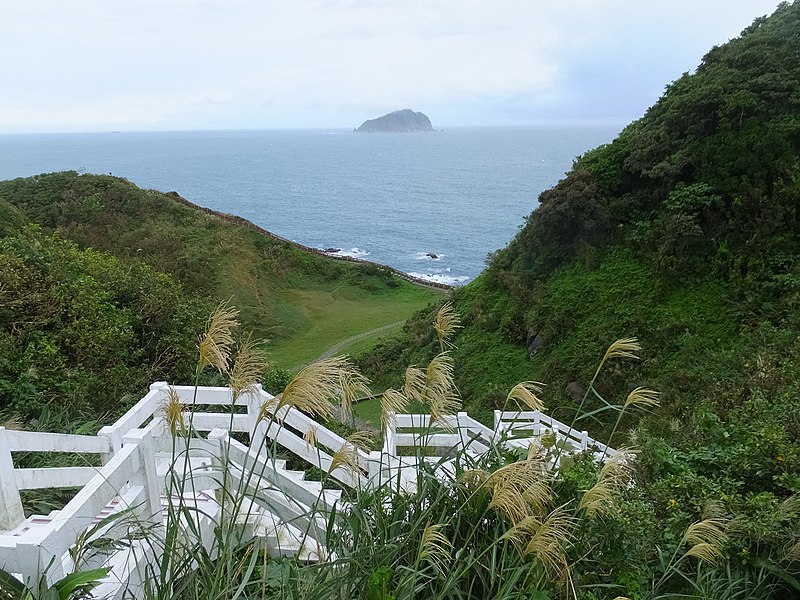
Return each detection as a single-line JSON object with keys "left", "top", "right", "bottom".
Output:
{"left": 433, "top": 302, "right": 461, "bottom": 350}
{"left": 380, "top": 388, "right": 408, "bottom": 430}
{"left": 427, "top": 352, "right": 460, "bottom": 422}
{"left": 162, "top": 387, "right": 186, "bottom": 437}
{"left": 502, "top": 506, "right": 575, "bottom": 581}
{"left": 417, "top": 523, "right": 453, "bottom": 577}
{"left": 260, "top": 356, "right": 363, "bottom": 423}
{"left": 682, "top": 502, "right": 729, "bottom": 564}
{"left": 329, "top": 431, "right": 372, "bottom": 476}
{"left": 229, "top": 334, "right": 267, "bottom": 399}
{"left": 623, "top": 387, "right": 661, "bottom": 411}
{"left": 337, "top": 366, "right": 371, "bottom": 424}
{"left": 601, "top": 338, "right": 641, "bottom": 367}
{"left": 197, "top": 301, "right": 239, "bottom": 374}
{"left": 506, "top": 381, "right": 546, "bottom": 412}
{"left": 579, "top": 449, "right": 635, "bottom": 517}
{"left": 486, "top": 458, "right": 551, "bottom": 524}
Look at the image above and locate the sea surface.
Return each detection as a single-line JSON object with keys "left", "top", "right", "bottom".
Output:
{"left": 0, "top": 127, "right": 620, "bottom": 285}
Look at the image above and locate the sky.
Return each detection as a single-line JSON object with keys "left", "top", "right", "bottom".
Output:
{"left": 0, "top": 0, "right": 786, "bottom": 133}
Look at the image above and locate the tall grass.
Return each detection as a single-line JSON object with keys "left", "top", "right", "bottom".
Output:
{"left": 5, "top": 303, "right": 797, "bottom": 600}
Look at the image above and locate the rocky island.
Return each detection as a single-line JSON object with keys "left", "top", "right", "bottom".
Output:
{"left": 355, "top": 109, "right": 433, "bottom": 132}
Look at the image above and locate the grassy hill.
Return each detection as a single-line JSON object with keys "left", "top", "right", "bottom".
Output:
{"left": 0, "top": 172, "right": 441, "bottom": 420}
{"left": 358, "top": 3, "right": 800, "bottom": 594}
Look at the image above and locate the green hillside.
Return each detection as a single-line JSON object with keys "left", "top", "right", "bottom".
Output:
{"left": 0, "top": 172, "right": 440, "bottom": 419}
{"left": 359, "top": 3, "right": 800, "bottom": 594}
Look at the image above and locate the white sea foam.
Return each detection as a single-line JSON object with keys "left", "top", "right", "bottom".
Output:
{"left": 413, "top": 251, "right": 444, "bottom": 261}
{"left": 407, "top": 271, "right": 471, "bottom": 286}
{"left": 321, "top": 247, "right": 370, "bottom": 259}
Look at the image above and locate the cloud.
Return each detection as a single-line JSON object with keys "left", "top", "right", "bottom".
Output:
{"left": 0, "top": 0, "right": 785, "bottom": 131}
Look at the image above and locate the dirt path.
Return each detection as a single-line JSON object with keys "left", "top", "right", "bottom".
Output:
{"left": 316, "top": 320, "right": 405, "bottom": 361}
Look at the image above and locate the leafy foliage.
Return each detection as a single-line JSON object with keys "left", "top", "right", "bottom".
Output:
{"left": 359, "top": 3, "right": 800, "bottom": 595}
{"left": 0, "top": 226, "right": 207, "bottom": 420}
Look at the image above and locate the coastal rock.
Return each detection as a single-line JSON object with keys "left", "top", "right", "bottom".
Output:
{"left": 526, "top": 329, "right": 544, "bottom": 356}
{"left": 355, "top": 109, "right": 433, "bottom": 133}
{"left": 565, "top": 382, "right": 586, "bottom": 404}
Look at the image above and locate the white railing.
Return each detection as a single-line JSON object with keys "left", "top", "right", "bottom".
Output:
{"left": 0, "top": 383, "right": 612, "bottom": 597}
{"left": 0, "top": 425, "right": 163, "bottom": 591}
{"left": 493, "top": 410, "right": 613, "bottom": 462}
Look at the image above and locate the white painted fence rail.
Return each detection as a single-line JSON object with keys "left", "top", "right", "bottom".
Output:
{"left": 0, "top": 382, "right": 612, "bottom": 598}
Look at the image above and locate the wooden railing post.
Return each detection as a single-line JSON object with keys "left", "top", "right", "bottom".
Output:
{"left": 367, "top": 450, "right": 383, "bottom": 486}
{"left": 207, "top": 428, "right": 231, "bottom": 519}
{"left": 248, "top": 386, "right": 268, "bottom": 451}
{"left": 383, "top": 413, "right": 397, "bottom": 455}
{"left": 122, "top": 429, "right": 163, "bottom": 530}
{"left": 0, "top": 427, "right": 24, "bottom": 530}
{"left": 150, "top": 381, "right": 171, "bottom": 436}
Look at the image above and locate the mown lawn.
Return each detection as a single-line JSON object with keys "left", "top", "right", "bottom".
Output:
{"left": 265, "top": 279, "right": 442, "bottom": 369}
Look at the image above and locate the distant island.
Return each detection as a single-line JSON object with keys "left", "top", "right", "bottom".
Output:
{"left": 355, "top": 109, "right": 433, "bottom": 132}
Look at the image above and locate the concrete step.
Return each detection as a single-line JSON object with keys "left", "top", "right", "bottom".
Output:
{"left": 261, "top": 522, "right": 327, "bottom": 562}
{"left": 281, "top": 469, "right": 308, "bottom": 479}
{"left": 5, "top": 510, "right": 61, "bottom": 536}
{"left": 269, "top": 458, "right": 288, "bottom": 470}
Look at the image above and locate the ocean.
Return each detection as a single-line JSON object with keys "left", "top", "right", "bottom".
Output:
{"left": 0, "top": 126, "right": 620, "bottom": 285}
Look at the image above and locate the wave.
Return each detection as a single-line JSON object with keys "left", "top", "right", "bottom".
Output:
{"left": 407, "top": 271, "right": 471, "bottom": 286}
{"left": 319, "top": 247, "right": 370, "bottom": 259}
{"left": 413, "top": 251, "right": 444, "bottom": 261}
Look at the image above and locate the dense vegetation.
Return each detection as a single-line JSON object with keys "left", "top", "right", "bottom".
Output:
{"left": 0, "top": 173, "right": 438, "bottom": 424}
{"left": 360, "top": 3, "right": 800, "bottom": 597}
{"left": 2, "top": 3, "right": 800, "bottom": 598}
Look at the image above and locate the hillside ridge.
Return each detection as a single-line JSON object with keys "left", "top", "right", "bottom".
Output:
{"left": 358, "top": 5, "right": 800, "bottom": 592}
{"left": 165, "top": 191, "right": 452, "bottom": 290}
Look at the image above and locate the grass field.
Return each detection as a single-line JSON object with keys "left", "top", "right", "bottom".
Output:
{"left": 334, "top": 326, "right": 401, "bottom": 356}
{"left": 353, "top": 397, "right": 382, "bottom": 427}
{"left": 264, "top": 279, "right": 442, "bottom": 369}
{"left": 0, "top": 172, "right": 445, "bottom": 381}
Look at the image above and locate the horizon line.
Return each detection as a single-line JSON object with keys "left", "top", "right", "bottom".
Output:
{"left": 0, "top": 120, "right": 629, "bottom": 136}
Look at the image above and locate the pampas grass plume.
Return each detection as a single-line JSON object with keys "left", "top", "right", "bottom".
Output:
{"left": 197, "top": 302, "right": 239, "bottom": 374}
{"left": 506, "top": 381, "right": 546, "bottom": 412}
{"left": 162, "top": 387, "right": 186, "bottom": 437}
{"left": 229, "top": 334, "right": 267, "bottom": 399}
{"left": 433, "top": 302, "right": 461, "bottom": 349}
{"left": 417, "top": 523, "right": 453, "bottom": 576}
{"left": 601, "top": 338, "right": 641, "bottom": 366}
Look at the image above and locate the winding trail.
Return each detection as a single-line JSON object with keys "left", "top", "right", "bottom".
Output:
{"left": 316, "top": 320, "right": 405, "bottom": 361}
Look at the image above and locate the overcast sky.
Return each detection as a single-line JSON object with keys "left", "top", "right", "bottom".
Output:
{"left": 0, "top": 1, "right": 785, "bottom": 133}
